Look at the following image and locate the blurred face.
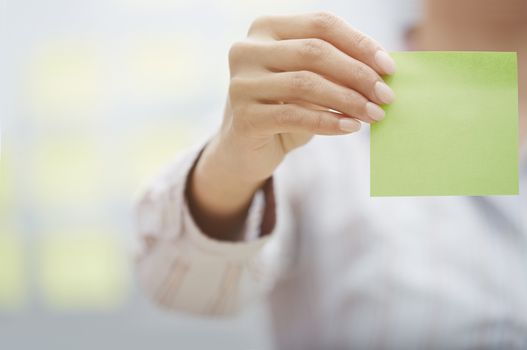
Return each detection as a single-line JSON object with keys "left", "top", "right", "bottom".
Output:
{"left": 426, "top": 0, "right": 527, "bottom": 25}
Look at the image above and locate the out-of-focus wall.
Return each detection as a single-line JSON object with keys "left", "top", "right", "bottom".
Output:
{"left": 0, "top": 0, "right": 418, "bottom": 349}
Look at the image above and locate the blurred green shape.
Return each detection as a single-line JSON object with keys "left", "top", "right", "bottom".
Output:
{"left": 26, "top": 40, "right": 102, "bottom": 120}
{"left": 32, "top": 136, "right": 106, "bottom": 206}
{"left": 38, "top": 230, "right": 130, "bottom": 311}
{"left": 0, "top": 146, "right": 26, "bottom": 310}
{"left": 371, "top": 51, "right": 518, "bottom": 196}
{"left": 0, "top": 232, "right": 26, "bottom": 309}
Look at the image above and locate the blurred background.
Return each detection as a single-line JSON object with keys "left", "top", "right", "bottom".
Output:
{"left": 0, "top": 0, "right": 417, "bottom": 348}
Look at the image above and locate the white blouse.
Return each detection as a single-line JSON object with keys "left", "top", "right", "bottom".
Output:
{"left": 135, "top": 129, "right": 527, "bottom": 350}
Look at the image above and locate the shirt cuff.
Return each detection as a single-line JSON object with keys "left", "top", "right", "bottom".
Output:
{"left": 177, "top": 147, "right": 277, "bottom": 260}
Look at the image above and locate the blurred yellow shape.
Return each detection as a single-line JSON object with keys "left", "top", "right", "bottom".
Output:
{"left": 117, "top": 122, "right": 199, "bottom": 193}
{"left": 32, "top": 135, "right": 106, "bottom": 205}
{"left": 26, "top": 41, "right": 103, "bottom": 119}
{"left": 126, "top": 35, "right": 205, "bottom": 99}
{"left": 38, "top": 229, "right": 129, "bottom": 310}
{"left": 125, "top": 122, "right": 198, "bottom": 190}
{"left": 0, "top": 232, "right": 26, "bottom": 309}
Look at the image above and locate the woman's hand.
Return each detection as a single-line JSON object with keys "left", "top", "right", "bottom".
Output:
{"left": 188, "top": 12, "right": 396, "bottom": 239}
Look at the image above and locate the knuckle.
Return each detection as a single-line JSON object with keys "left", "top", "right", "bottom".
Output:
{"left": 305, "top": 114, "right": 324, "bottom": 133}
{"left": 339, "top": 90, "right": 364, "bottom": 116}
{"left": 228, "top": 76, "right": 247, "bottom": 98}
{"left": 299, "top": 38, "right": 327, "bottom": 60}
{"left": 339, "top": 91, "right": 355, "bottom": 110}
{"left": 228, "top": 41, "right": 249, "bottom": 65}
{"left": 350, "top": 92, "right": 367, "bottom": 109}
{"left": 248, "top": 15, "right": 271, "bottom": 35}
{"left": 311, "top": 11, "right": 339, "bottom": 32}
{"left": 354, "top": 63, "right": 373, "bottom": 81}
{"left": 289, "top": 71, "right": 317, "bottom": 94}
{"left": 354, "top": 33, "right": 370, "bottom": 51}
{"left": 275, "top": 106, "right": 301, "bottom": 127}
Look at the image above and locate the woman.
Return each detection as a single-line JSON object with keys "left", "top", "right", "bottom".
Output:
{"left": 135, "top": 0, "right": 527, "bottom": 348}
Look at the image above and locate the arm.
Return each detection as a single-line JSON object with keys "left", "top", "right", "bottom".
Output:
{"left": 134, "top": 145, "right": 289, "bottom": 316}
{"left": 188, "top": 12, "right": 394, "bottom": 240}
{"left": 135, "top": 11, "right": 395, "bottom": 316}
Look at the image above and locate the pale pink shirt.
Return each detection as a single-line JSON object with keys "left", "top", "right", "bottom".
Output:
{"left": 135, "top": 130, "right": 527, "bottom": 350}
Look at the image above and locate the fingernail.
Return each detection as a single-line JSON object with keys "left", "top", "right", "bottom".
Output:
{"left": 339, "top": 118, "right": 361, "bottom": 133}
{"left": 366, "top": 102, "right": 385, "bottom": 121}
{"left": 375, "top": 50, "right": 396, "bottom": 75}
{"left": 374, "top": 81, "right": 395, "bottom": 104}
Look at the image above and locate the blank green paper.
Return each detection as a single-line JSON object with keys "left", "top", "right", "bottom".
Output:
{"left": 371, "top": 51, "right": 519, "bottom": 196}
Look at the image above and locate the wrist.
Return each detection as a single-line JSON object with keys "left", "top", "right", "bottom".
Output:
{"left": 209, "top": 129, "right": 269, "bottom": 186}
{"left": 191, "top": 134, "right": 264, "bottom": 216}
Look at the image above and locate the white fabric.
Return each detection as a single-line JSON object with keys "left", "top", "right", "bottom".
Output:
{"left": 135, "top": 128, "right": 527, "bottom": 349}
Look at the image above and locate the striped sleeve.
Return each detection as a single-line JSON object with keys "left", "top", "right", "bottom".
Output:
{"left": 134, "top": 144, "right": 287, "bottom": 316}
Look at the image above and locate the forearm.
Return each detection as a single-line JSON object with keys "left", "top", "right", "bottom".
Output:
{"left": 135, "top": 143, "right": 283, "bottom": 317}
{"left": 187, "top": 135, "right": 265, "bottom": 241}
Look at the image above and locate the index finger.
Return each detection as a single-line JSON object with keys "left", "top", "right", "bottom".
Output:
{"left": 249, "top": 11, "right": 396, "bottom": 75}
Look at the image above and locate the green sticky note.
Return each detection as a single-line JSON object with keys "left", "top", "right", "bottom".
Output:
{"left": 371, "top": 51, "right": 519, "bottom": 196}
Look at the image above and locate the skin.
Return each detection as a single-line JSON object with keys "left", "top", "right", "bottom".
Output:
{"left": 187, "top": 2, "right": 527, "bottom": 241}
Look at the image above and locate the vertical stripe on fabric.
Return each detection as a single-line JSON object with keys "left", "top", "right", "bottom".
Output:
{"left": 205, "top": 263, "right": 242, "bottom": 315}
{"left": 154, "top": 256, "right": 190, "bottom": 307}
